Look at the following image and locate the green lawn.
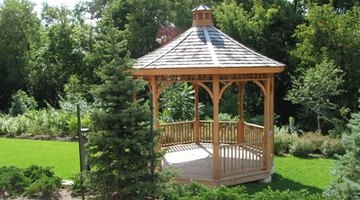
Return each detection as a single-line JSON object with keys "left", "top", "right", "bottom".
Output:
{"left": 0, "top": 138, "right": 336, "bottom": 194}
{"left": 244, "top": 155, "right": 336, "bottom": 194}
{"left": 0, "top": 138, "right": 79, "bottom": 179}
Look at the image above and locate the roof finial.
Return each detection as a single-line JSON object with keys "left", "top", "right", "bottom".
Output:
{"left": 192, "top": 1, "right": 213, "bottom": 27}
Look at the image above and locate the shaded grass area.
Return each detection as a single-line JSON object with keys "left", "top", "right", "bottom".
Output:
{"left": 244, "top": 155, "right": 335, "bottom": 194}
{"left": 0, "top": 138, "right": 79, "bottom": 179}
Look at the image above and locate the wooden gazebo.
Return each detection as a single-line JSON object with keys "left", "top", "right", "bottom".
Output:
{"left": 133, "top": 3, "right": 284, "bottom": 186}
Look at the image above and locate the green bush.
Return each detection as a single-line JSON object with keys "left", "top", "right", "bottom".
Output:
{"left": 321, "top": 138, "right": 345, "bottom": 158}
{"left": 0, "top": 166, "right": 30, "bottom": 197}
{"left": 219, "top": 113, "right": 238, "bottom": 121}
{"left": 9, "top": 90, "right": 38, "bottom": 116}
{"left": 302, "top": 132, "right": 326, "bottom": 153}
{"left": 71, "top": 171, "right": 92, "bottom": 197}
{"left": 67, "top": 114, "right": 91, "bottom": 137}
{"left": 274, "top": 132, "right": 298, "bottom": 155}
{"left": 0, "top": 108, "right": 92, "bottom": 137}
{"left": 24, "top": 175, "right": 61, "bottom": 198}
{"left": 290, "top": 138, "right": 314, "bottom": 157}
{"left": 0, "top": 165, "right": 61, "bottom": 198}
{"left": 251, "top": 188, "right": 324, "bottom": 200}
{"left": 157, "top": 183, "right": 324, "bottom": 200}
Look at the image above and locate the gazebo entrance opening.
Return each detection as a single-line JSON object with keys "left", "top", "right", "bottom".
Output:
{"left": 160, "top": 81, "right": 266, "bottom": 186}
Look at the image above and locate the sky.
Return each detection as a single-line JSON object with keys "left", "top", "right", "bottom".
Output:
{"left": 0, "top": 0, "right": 83, "bottom": 13}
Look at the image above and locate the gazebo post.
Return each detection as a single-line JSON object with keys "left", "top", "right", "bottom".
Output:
{"left": 150, "top": 75, "right": 162, "bottom": 171}
{"left": 212, "top": 75, "right": 220, "bottom": 181}
{"left": 150, "top": 76, "right": 159, "bottom": 129}
{"left": 194, "top": 82, "right": 200, "bottom": 144}
{"left": 237, "top": 82, "right": 245, "bottom": 143}
{"left": 263, "top": 76, "right": 272, "bottom": 172}
{"left": 270, "top": 75, "right": 275, "bottom": 169}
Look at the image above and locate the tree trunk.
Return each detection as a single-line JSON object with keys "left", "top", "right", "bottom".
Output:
{"left": 317, "top": 114, "right": 321, "bottom": 133}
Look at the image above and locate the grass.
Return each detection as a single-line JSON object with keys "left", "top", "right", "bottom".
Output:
{"left": 0, "top": 138, "right": 79, "bottom": 179}
{"left": 0, "top": 137, "right": 336, "bottom": 194}
{"left": 244, "top": 155, "right": 336, "bottom": 194}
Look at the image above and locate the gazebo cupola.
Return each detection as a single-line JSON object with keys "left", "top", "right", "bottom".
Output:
{"left": 192, "top": 3, "right": 213, "bottom": 27}
{"left": 133, "top": 1, "right": 284, "bottom": 186}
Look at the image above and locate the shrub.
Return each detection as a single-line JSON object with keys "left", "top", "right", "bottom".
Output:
{"left": 24, "top": 175, "right": 61, "bottom": 198}
{"left": 251, "top": 188, "right": 324, "bottom": 200}
{"left": 321, "top": 138, "right": 345, "bottom": 158}
{"left": 302, "top": 132, "right": 326, "bottom": 153}
{"left": 9, "top": 90, "right": 37, "bottom": 116}
{"left": 290, "top": 138, "right": 314, "bottom": 157}
{"left": 274, "top": 132, "right": 298, "bottom": 155}
{"left": 67, "top": 114, "right": 92, "bottom": 137}
{"left": 219, "top": 113, "right": 238, "bottom": 121}
{"left": 157, "top": 183, "right": 324, "bottom": 200}
{"left": 0, "top": 165, "right": 61, "bottom": 198}
{"left": 0, "top": 108, "right": 92, "bottom": 137}
{"left": 71, "top": 172, "right": 92, "bottom": 197}
{"left": 0, "top": 166, "right": 30, "bottom": 197}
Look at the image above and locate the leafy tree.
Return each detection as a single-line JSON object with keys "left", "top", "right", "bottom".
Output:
{"left": 88, "top": 6, "right": 160, "bottom": 199}
{"left": 291, "top": 4, "right": 360, "bottom": 115}
{"left": 125, "top": 0, "right": 169, "bottom": 58}
{"left": 324, "top": 99, "right": 360, "bottom": 199}
{"left": 214, "top": 0, "right": 304, "bottom": 124}
{"left": 160, "top": 83, "right": 195, "bottom": 123}
{"left": 0, "top": 0, "right": 41, "bottom": 110}
{"left": 285, "top": 59, "right": 343, "bottom": 132}
{"left": 27, "top": 4, "right": 86, "bottom": 107}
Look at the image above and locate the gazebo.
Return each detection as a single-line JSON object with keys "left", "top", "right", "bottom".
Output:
{"left": 133, "top": 3, "right": 284, "bottom": 186}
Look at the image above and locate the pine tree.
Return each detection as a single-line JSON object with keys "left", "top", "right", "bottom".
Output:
{"left": 88, "top": 6, "right": 160, "bottom": 200}
{"left": 324, "top": 98, "right": 360, "bottom": 199}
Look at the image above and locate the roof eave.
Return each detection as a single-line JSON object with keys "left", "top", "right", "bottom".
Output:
{"left": 133, "top": 66, "right": 285, "bottom": 76}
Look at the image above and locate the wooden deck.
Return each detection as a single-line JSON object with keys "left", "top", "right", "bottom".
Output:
{"left": 162, "top": 143, "right": 268, "bottom": 186}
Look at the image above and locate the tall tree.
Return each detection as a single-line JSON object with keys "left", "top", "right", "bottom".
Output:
{"left": 286, "top": 59, "right": 344, "bottom": 132}
{"left": 291, "top": 4, "right": 360, "bottom": 115}
{"left": 27, "top": 4, "right": 86, "bottom": 107}
{"left": 0, "top": 0, "right": 41, "bottom": 110}
{"left": 125, "top": 0, "right": 169, "bottom": 58}
{"left": 89, "top": 6, "right": 160, "bottom": 199}
{"left": 214, "top": 0, "right": 304, "bottom": 123}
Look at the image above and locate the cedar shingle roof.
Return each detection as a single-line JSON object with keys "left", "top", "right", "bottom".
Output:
{"left": 133, "top": 26, "right": 284, "bottom": 69}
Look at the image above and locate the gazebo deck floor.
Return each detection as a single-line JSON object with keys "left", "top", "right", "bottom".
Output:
{"left": 162, "top": 143, "right": 269, "bottom": 186}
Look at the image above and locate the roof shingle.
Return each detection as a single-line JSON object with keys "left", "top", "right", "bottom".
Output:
{"left": 133, "top": 26, "right": 285, "bottom": 69}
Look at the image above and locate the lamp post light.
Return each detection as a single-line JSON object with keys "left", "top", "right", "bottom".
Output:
{"left": 76, "top": 104, "right": 88, "bottom": 200}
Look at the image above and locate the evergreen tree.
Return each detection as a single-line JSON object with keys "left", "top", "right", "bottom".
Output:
{"left": 324, "top": 98, "right": 360, "bottom": 199}
{"left": 88, "top": 6, "right": 160, "bottom": 199}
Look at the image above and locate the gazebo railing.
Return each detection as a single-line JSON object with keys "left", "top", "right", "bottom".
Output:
{"left": 200, "top": 121, "right": 238, "bottom": 143}
{"left": 159, "top": 120, "right": 264, "bottom": 146}
{"left": 220, "top": 141, "right": 265, "bottom": 176}
{"left": 160, "top": 121, "right": 195, "bottom": 146}
{"left": 244, "top": 122, "right": 265, "bottom": 143}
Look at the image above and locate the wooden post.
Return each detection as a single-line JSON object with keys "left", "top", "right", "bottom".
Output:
{"left": 150, "top": 76, "right": 159, "bottom": 129}
{"left": 150, "top": 76, "right": 162, "bottom": 171}
{"left": 237, "top": 82, "right": 245, "bottom": 143}
{"left": 263, "top": 75, "right": 272, "bottom": 171}
{"left": 212, "top": 75, "right": 220, "bottom": 181}
{"left": 194, "top": 82, "right": 200, "bottom": 144}
{"left": 270, "top": 75, "right": 275, "bottom": 168}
